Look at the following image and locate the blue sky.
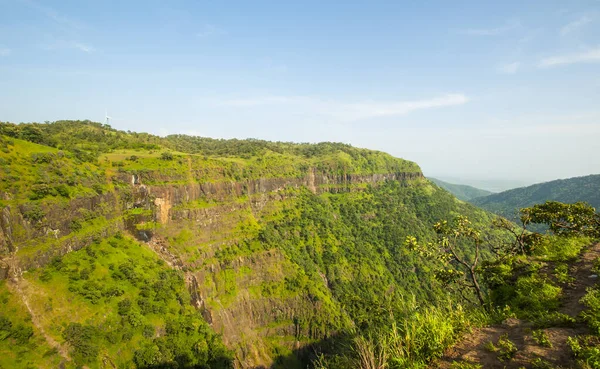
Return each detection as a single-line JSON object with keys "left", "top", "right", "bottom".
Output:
{"left": 1, "top": 0, "right": 599, "bottom": 184}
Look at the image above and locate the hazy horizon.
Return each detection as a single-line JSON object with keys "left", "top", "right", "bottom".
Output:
{"left": 1, "top": 0, "right": 599, "bottom": 183}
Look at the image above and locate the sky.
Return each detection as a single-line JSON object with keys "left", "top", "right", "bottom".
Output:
{"left": 0, "top": 0, "right": 599, "bottom": 185}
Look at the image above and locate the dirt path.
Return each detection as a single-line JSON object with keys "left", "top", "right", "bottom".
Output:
{"left": 433, "top": 243, "right": 600, "bottom": 369}
{"left": 560, "top": 242, "right": 600, "bottom": 316}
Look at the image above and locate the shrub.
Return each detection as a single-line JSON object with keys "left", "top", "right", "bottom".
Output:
{"left": 54, "top": 184, "right": 71, "bottom": 198}
{"left": 118, "top": 298, "right": 132, "bottom": 316}
{"left": 29, "top": 183, "right": 54, "bottom": 200}
{"left": 122, "top": 329, "right": 134, "bottom": 342}
{"left": 63, "top": 323, "right": 100, "bottom": 365}
{"left": 143, "top": 324, "right": 154, "bottom": 338}
{"left": 92, "top": 183, "right": 105, "bottom": 194}
{"left": 160, "top": 152, "right": 174, "bottom": 160}
{"left": 0, "top": 316, "right": 12, "bottom": 341}
{"left": 103, "top": 285, "right": 124, "bottom": 298}
{"left": 11, "top": 324, "right": 34, "bottom": 345}
{"left": 22, "top": 205, "right": 45, "bottom": 222}
{"left": 39, "top": 270, "right": 53, "bottom": 282}
{"left": 30, "top": 152, "right": 55, "bottom": 164}
{"left": 79, "top": 280, "right": 103, "bottom": 304}
{"left": 70, "top": 219, "right": 82, "bottom": 232}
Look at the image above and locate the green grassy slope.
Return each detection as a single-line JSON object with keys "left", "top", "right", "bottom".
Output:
{"left": 470, "top": 174, "right": 600, "bottom": 220}
{"left": 429, "top": 177, "right": 493, "bottom": 201}
{"left": 2, "top": 234, "right": 232, "bottom": 368}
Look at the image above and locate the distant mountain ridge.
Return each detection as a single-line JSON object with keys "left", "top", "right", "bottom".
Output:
{"left": 431, "top": 176, "right": 531, "bottom": 192}
{"left": 429, "top": 177, "right": 493, "bottom": 201}
{"left": 470, "top": 174, "right": 600, "bottom": 220}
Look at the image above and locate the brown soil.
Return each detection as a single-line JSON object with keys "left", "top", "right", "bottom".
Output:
{"left": 433, "top": 243, "right": 600, "bottom": 369}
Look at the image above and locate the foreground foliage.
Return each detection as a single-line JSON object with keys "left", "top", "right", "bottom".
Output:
{"left": 313, "top": 200, "right": 600, "bottom": 369}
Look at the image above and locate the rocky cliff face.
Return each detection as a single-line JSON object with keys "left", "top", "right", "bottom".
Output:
{"left": 0, "top": 163, "right": 422, "bottom": 367}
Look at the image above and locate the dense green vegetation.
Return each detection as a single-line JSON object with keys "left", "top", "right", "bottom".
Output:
{"left": 470, "top": 174, "right": 600, "bottom": 221}
{"left": 2, "top": 120, "right": 599, "bottom": 369}
{"left": 0, "top": 120, "right": 420, "bottom": 178}
{"left": 156, "top": 178, "right": 504, "bottom": 367}
{"left": 429, "top": 178, "right": 493, "bottom": 201}
{"left": 248, "top": 180, "right": 501, "bottom": 327}
{"left": 312, "top": 201, "right": 600, "bottom": 369}
{"left": 0, "top": 281, "right": 68, "bottom": 369}
{"left": 18, "top": 234, "right": 232, "bottom": 368}
{"left": 0, "top": 120, "right": 497, "bottom": 368}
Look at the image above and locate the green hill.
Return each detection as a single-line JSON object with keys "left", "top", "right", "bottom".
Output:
{"left": 470, "top": 174, "right": 600, "bottom": 220}
{"left": 429, "top": 177, "right": 493, "bottom": 201}
{"left": 0, "top": 120, "right": 506, "bottom": 369}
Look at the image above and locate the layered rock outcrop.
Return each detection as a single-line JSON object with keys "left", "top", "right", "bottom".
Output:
{"left": 0, "top": 166, "right": 422, "bottom": 367}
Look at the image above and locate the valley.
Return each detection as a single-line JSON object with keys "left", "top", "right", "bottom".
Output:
{"left": 1, "top": 121, "right": 599, "bottom": 369}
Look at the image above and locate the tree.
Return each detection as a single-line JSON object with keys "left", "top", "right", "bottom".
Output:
{"left": 520, "top": 201, "right": 600, "bottom": 238}
{"left": 405, "top": 215, "right": 487, "bottom": 307}
{"left": 406, "top": 201, "right": 600, "bottom": 309}
{"left": 491, "top": 217, "right": 543, "bottom": 256}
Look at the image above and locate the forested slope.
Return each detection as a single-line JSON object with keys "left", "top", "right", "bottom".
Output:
{"left": 0, "top": 120, "right": 504, "bottom": 368}
{"left": 429, "top": 177, "right": 493, "bottom": 201}
{"left": 471, "top": 174, "right": 600, "bottom": 220}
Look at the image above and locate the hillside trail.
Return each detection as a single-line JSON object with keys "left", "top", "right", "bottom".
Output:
{"left": 433, "top": 242, "right": 600, "bottom": 369}
{"left": 9, "top": 277, "right": 72, "bottom": 362}
{"left": 559, "top": 242, "right": 600, "bottom": 317}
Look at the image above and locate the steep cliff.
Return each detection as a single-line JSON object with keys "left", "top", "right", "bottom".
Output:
{"left": 0, "top": 121, "right": 498, "bottom": 368}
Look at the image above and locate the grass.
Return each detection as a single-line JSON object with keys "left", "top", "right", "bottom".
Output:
{"left": 554, "top": 263, "right": 575, "bottom": 284}
{"left": 496, "top": 334, "right": 518, "bottom": 361}
{"left": 21, "top": 234, "right": 230, "bottom": 368}
{"left": 568, "top": 336, "right": 600, "bottom": 369}
{"left": 533, "top": 235, "right": 593, "bottom": 262}
{"left": 532, "top": 329, "right": 553, "bottom": 348}
{"left": 449, "top": 361, "right": 482, "bottom": 369}
{"left": 0, "top": 281, "right": 71, "bottom": 369}
{"left": 0, "top": 137, "right": 109, "bottom": 204}
{"left": 581, "top": 287, "right": 600, "bottom": 335}
{"left": 531, "top": 358, "right": 557, "bottom": 369}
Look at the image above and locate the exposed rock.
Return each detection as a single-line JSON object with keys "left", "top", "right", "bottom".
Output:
{"left": 0, "top": 165, "right": 423, "bottom": 368}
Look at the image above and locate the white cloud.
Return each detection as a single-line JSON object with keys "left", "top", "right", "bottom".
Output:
{"left": 20, "top": 0, "right": 83, "bottom": 30}
{"left": 0, "top": 48, "right": 11, "bottom": 56}
{"left": 72, "top": 42, "right": 94, "bottom": 53}
{"left": 196, "top": 24, "right": 226, "bottom": 38}
{"left": 458, "top": 20, "right": 520, "bottom": 36}
{"left": 498, "top": 62, "right": 520, "bottom": 74}
{"left": 344, "top": 94, "right": 469, "bottom": 120}
{"left": 539, "top": 47, "right": 600, "bottom": 67}
{"left": 209, "top": 93, "right": 469, "bottom": 122}
{"left": 215, "top": 96, "right": 300, "bottom": 107}
{"left": 42, "top": 40, "right": 95, "bottom": 53}
{"left": 560, "top": 15, "right": 593, "bottom": 36}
